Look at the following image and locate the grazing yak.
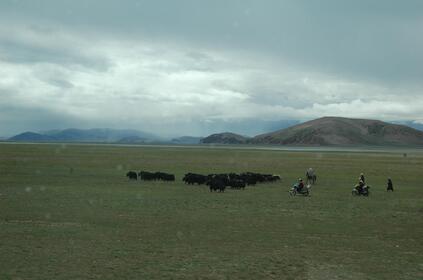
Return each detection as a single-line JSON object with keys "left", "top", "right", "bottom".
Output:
{"left": 207, "top": 176, "right": 226, "bottom": 192}
{"left": 138, "top": 171, "right": 156, "bottom": 181}
{"left": 238, "top": 172, "right": 280, "bottom": 185}
{"left": 228, "top": 179, "right": 246, "bottom": 189}
{"left": 138, "top": 171, "right": 176, "bottom": 181}
{"left": 183, "top": 171, "right": 281, "bottom": 192}
{"left": 126, "top": 171, "right": 138, "bottom": 180}
{"left": 183, "top": 173, "right": 207, "bottom": 185}
{"left": 155, "top": 172, "right": 175, "bottom": 181}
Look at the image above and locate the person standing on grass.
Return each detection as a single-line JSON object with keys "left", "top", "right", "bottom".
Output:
{"left": 387, "top": 178, "right": 394, "bottom": 191}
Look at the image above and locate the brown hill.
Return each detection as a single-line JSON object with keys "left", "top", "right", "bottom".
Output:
{"left": 250, "top": 117, "right": 423, "bottom": 146}
{"left": 201, "top": 132, "right": 249, "bottom": 144}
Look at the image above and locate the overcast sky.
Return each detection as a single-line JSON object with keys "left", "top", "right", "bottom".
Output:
{"left": 1, "top": 0, "right": 422, "bottom": 137}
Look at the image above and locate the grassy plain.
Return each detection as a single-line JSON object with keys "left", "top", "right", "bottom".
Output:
{"left": 0, "top": 143, "right": 422, "bottom": 279}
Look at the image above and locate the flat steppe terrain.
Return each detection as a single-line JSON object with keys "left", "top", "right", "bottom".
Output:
{"left": 0, "top": 143, "right": 422, "bottom": 279}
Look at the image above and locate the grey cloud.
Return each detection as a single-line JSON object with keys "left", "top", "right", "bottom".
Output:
{"left": 0, "top": 40, "right": 110, "bottom": 71}
{"left": 2, "top": 0, "right": 421, "bottom": 83}
{"left": 0, "top": 1, "right": 422, "bottom": 137}
{"left": 0, "top": 104, "right": 81, "bottom": 137}
{"left": 45, "top": 78, "right": 74, "bottom": 89}
{"left": 0, "top": 23, "right": 111, "bottom": 72}
{"left": 248, "top": 90, "right": 314, "bottom": 109}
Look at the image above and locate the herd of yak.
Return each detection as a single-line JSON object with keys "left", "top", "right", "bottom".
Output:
{"left": 126, "top": 170, "right": 281, "bottom": 192}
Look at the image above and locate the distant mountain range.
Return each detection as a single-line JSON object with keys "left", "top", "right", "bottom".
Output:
{"left": 9, "top": 132, "right": 56, "bottom": 142}
{"left": 171, "top": 136, "right": 203, "bottom": 145}
{"left": 393, "top": 121, "right": 423, "bottom": 132}
{"left": 204, "top": 117, "right": 423, "bottom": 146}
{"left": 8, "top": 128, "right": 159, "bottom": 143}
{"left": 4, "top": 117, "right": 423, "bottom": 146}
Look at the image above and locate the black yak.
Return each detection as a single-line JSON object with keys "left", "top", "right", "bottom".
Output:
{"left": 126, "top": 171, "right": 137, "bottom": 180}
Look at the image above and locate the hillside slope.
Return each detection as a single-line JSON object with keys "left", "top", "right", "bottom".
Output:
{"left": 201, "top": 132, "right": 250, "bottom": 144}
{"left": 251, "top": 117, "right": 423, "bottom": 146}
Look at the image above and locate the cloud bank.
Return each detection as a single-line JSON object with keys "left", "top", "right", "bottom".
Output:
{"left": 0, "top": 1, "right": 422, "bottom": 137}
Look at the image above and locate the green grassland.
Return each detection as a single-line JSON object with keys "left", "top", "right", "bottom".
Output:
{"left": 0, "top": 143, "right": 422, "bottom": 279}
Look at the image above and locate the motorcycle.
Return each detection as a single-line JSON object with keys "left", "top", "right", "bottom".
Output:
{"left": 352, "top": 185, "right": 370, "bottom": 196}
{"left": 289, "top": 183, "right": 311, "bottom": 196}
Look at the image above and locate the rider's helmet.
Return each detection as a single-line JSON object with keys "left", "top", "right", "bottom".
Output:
{"left": 299, "top": 178, "right": 303, "bottom": 181}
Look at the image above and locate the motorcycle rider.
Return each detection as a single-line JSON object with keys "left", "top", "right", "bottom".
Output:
{"left": 360, "top": 173, "right": 365, "bottom": 184}
{"left": 297, "top": 178, "right": 305, "bottom": 192}
{"left": 356, "top": 178, "right": 365, "bottom": 193}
